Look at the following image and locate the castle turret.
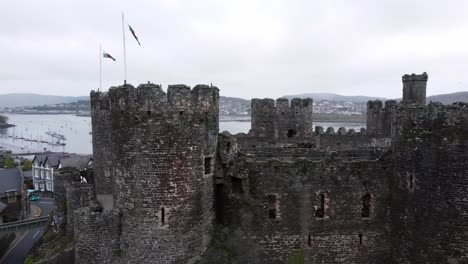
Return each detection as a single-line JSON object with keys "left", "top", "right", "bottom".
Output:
{"left": 250, "top": 97, "right": 313, "bottom": 139}
{"left": 402, "top": 72, "right": 428, "bottom": 105}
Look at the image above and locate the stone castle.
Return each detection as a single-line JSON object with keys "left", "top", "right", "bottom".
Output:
{"left": 53, "top": 72, "right": 468, "bottom": 263}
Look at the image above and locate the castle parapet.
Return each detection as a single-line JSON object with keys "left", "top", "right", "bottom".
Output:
{"left": 91, "top": 83, "right": 219, "bottom": 121}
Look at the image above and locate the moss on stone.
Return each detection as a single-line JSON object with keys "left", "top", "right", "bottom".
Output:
{"left": 285, "top": 248, "right": 304, "bottom": 264}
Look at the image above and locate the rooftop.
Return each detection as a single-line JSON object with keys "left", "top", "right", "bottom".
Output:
{"left": 0, "top": 168, "right": 22, "bottom": 195}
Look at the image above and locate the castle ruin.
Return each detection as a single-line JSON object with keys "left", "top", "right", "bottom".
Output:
{"left": 55, "top": 73, "right": 468, "bottom": 263}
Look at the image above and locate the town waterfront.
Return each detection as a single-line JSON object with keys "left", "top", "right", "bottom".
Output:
{"left": 0, "top": 114, "right": 365, "bottom": 154}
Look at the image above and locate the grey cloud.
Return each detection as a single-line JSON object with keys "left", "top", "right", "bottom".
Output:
{"left": 1, "top": 0, "right": 468, "bottom": 99}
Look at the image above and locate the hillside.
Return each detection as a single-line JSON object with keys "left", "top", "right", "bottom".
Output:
{"left": 427, "top": 91, "right": 468, "bottom": 104}
{"left": 0, "top": 93, "right": 88, "bottom": 108}
{"left": 1, "top": 91, "right": 466, "bottom": 110}
{"left": 282, "top": 93, "right": 387, "bottom": 103}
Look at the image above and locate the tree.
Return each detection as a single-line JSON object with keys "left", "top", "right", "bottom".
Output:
{"left": 22, "top": 159, "right": 32, "bottom": 171}
{"left": 3, "top": 156, "right": 15, "bottom": 168}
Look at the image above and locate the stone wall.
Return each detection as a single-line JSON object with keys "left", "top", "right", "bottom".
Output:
{"left": 52, "top": 168, "right": 80, "bottom": 233}
{"left": 215, "top": 133, "right": 392, "bottom": 263}
{"left": 65, "top": 183, "right": 93, "bottom": 237}
{"left": 390, "top": 102, "right": 468, "bottom": 264}
{"left": 90, "top": 91, "right": 113, "bottom": 200}
{"left": 74, "top": 207, "right": 121, "bottom": 264}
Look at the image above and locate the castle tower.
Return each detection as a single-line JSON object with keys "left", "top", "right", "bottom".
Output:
{"left": 402, "top": 72, "right": 428, "bottom": 105}
{"left": 250, "top": 97, "right": 313, "bottom": 139}
{"left": 366, "top": 100, "right": 397, "bottom": 136}
{"left": 366, "top": 100, "right": 383, "bottom": 135}
{"left": 83, "top": 83, "right": 219, "bottom": 264}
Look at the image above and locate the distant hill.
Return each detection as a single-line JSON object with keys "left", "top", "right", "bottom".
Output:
{"left": 1, "top": 91, "right": 466, "bottom": 109}
{"left": 284, "top": 91, "right": 468, "bottom": 104}
{"left": 282, "top": 93, "right": 387, "bottom": 103}
{"left": 0, "top": 93, "right": 89, "bottom": 108}
{"left": 427, "top": 92, "right": 468, "bottom": 104}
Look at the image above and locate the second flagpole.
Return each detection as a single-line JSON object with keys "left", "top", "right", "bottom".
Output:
{"left": 122, "top": 12, "right": 127, "bottom": 85}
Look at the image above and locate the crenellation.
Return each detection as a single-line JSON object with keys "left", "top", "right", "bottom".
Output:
{"left": 326, "top": 127, "right": 336, "bottom": 134}
{"left": 337, "top": 127, "right": 347, "bottom": 135}
{"left": 315, "top": 126, "right": 324, "bottom": 134}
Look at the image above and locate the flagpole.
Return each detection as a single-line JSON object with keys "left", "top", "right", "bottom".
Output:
{"left": 122, "top": 12, "right": 127, "bottom": 84}
{"left": 99, "top": 44, "right": 102, "bottom": 91}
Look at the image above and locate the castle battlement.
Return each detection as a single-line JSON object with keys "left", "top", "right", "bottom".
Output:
{"left": 90, "top": 83, "right": 219, "bottom": 119}
{"left": 315, "top": 126, "right": 365, "bottom": 136}
{"left": 402, "top": 72, "right": 429, "bottom": 82}
{"left": 251, "top": 97, "right": 313, "bottom": 113}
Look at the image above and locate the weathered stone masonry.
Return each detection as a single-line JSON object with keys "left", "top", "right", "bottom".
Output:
{"left": 76, "top": 83, "right": 218, "bottom": 264}
{"left": 62, "top": 73, "right": 468, "bottom": 264}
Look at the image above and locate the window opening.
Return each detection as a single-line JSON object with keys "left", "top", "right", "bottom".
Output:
{"left": 204, "top": 157, "right": 212, "bottom": 175}
{"left": 231, "top": 177, "right": 243, "bottom": 194}
{"left": 287, "top": 129, "right": 297, "bottom": 138}
{"left": 361, "top": 194, "right": 371, "bottom": 218}
{"left": 315, "top": 193, "right": 325, "bottom": 218}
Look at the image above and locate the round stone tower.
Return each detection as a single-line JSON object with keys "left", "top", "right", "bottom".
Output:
{"left": 90, "top": 82, "right": 219, "bottom": 263}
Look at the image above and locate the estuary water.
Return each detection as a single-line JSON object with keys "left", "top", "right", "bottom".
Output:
{"left": 0, "top": 114, "right": 365, "bottom": 155}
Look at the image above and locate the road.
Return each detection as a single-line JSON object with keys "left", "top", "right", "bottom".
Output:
{"left": 0, "top": 198, "right": 54, "bottom": 264}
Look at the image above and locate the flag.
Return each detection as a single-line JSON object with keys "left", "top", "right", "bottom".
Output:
{"left": 103, "top": 52, "right": 116, "bottom": 61}
{"left": 128, "top": 25, "right": 141, "bottom": 46}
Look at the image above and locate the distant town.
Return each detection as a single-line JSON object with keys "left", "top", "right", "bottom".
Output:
{"left": 0, "top": 95, "right": 370, "bottom": 122}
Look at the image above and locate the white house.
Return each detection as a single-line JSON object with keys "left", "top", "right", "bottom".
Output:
{"left": 32, "top": 153, "right": 92, "bottom": 194}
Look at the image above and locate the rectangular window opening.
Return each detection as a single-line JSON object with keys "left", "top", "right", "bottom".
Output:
{"left": 268, "top": 208, "right": 276, "bottom": 219}
{"left": 361, "top": 194, "right": 371, "bottom": 218}
{"left": 308, "top": 234, "right": 311, "bottom": 247}
{"left": 315, "top": 193, "right": 325, "bottom": 218}
{"left": 359, "top": 234, "right": 363, "bottom": 245}
{"left": 231, "top": 177, "right": 243, "bottom": 194}
{"left": 204, "top": 157, "right": 212, "bottom": 175}
{"left": 161, "top": 207, "right": 165, "bottom": 226}
{"left": 409, "top": 173, "right": 414, "bottom": 190}
{"left": 267, "top": 194, "right": 277, "bottom": 220}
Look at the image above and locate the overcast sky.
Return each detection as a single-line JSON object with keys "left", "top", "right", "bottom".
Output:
{"left": 2, "top": 0, "right": 468, "bottom": 99}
